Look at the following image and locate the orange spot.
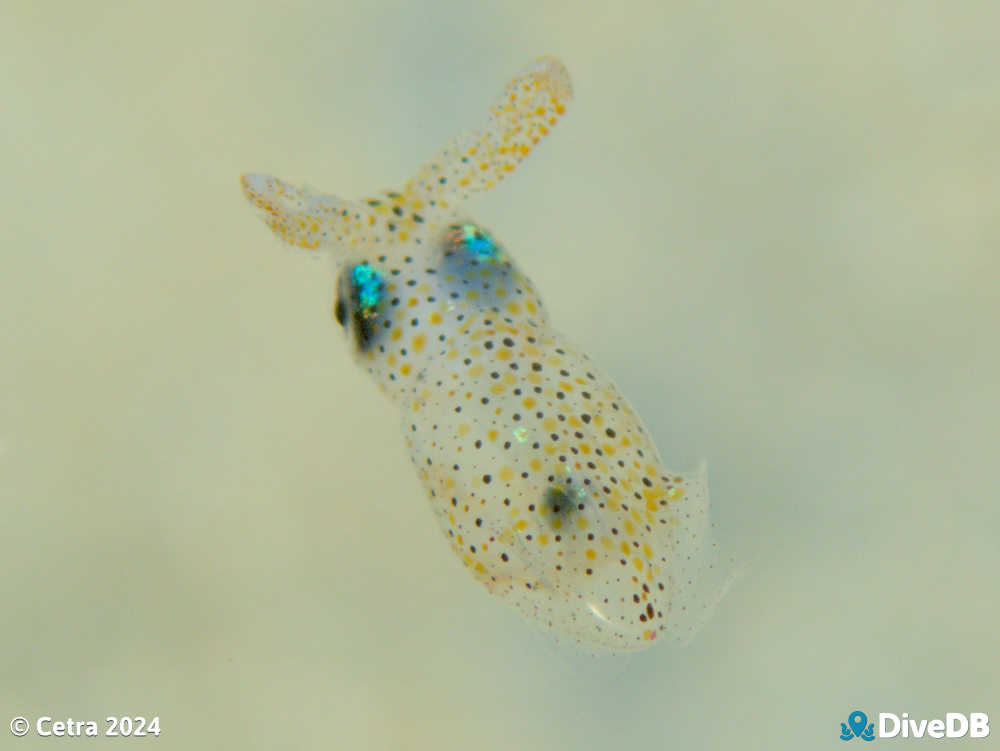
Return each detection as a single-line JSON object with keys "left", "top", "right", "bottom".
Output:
{"left": 429, "top": 311, "right": 443, "bottom": 325}
{"left": 412, "top": 334, "right": 426, "bottom": 353}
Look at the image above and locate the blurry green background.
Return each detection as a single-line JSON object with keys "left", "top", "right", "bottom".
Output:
{"left": 3, "top": 1, "right": 998, "bottom": 749}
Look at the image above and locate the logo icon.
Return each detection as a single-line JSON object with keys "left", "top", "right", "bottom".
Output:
{"left": 841, "top": 710, "right": 876, "bottom": 742}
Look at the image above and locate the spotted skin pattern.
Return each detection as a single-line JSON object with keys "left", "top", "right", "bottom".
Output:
{"left": 241, "top": 56, "right": 725, "bottom": 653}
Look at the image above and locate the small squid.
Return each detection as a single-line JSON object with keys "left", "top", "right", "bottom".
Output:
{"left": 240, "top": 56, "right": 727, "bottom": 653}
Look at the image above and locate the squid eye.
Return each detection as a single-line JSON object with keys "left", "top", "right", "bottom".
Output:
{"left": 344, "top": 262, "right": 385, "bottom": 350}
{"left": 447, "top": 223, "right": 498, "bottom": 259}
{"left": 351, "top": 263, "right": 384, "bottom": 310}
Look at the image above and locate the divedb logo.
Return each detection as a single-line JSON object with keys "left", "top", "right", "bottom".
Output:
{"left": 840, "top": 709, "right": 990, "bottom": 741}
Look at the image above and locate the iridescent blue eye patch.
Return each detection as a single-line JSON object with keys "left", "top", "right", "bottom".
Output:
{"left": 342, "top": 262, "right": 385, "bottom": 350}
{"left": 351, "top": 263, "right": 385, "bottom": 313}
{"left": 449, "top": 223, "right": 498, "bottom": 259}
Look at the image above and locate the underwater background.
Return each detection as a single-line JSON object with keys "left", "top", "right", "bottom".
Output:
{"left": 3, "top": 1, "right": 998, "bottom": 748}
